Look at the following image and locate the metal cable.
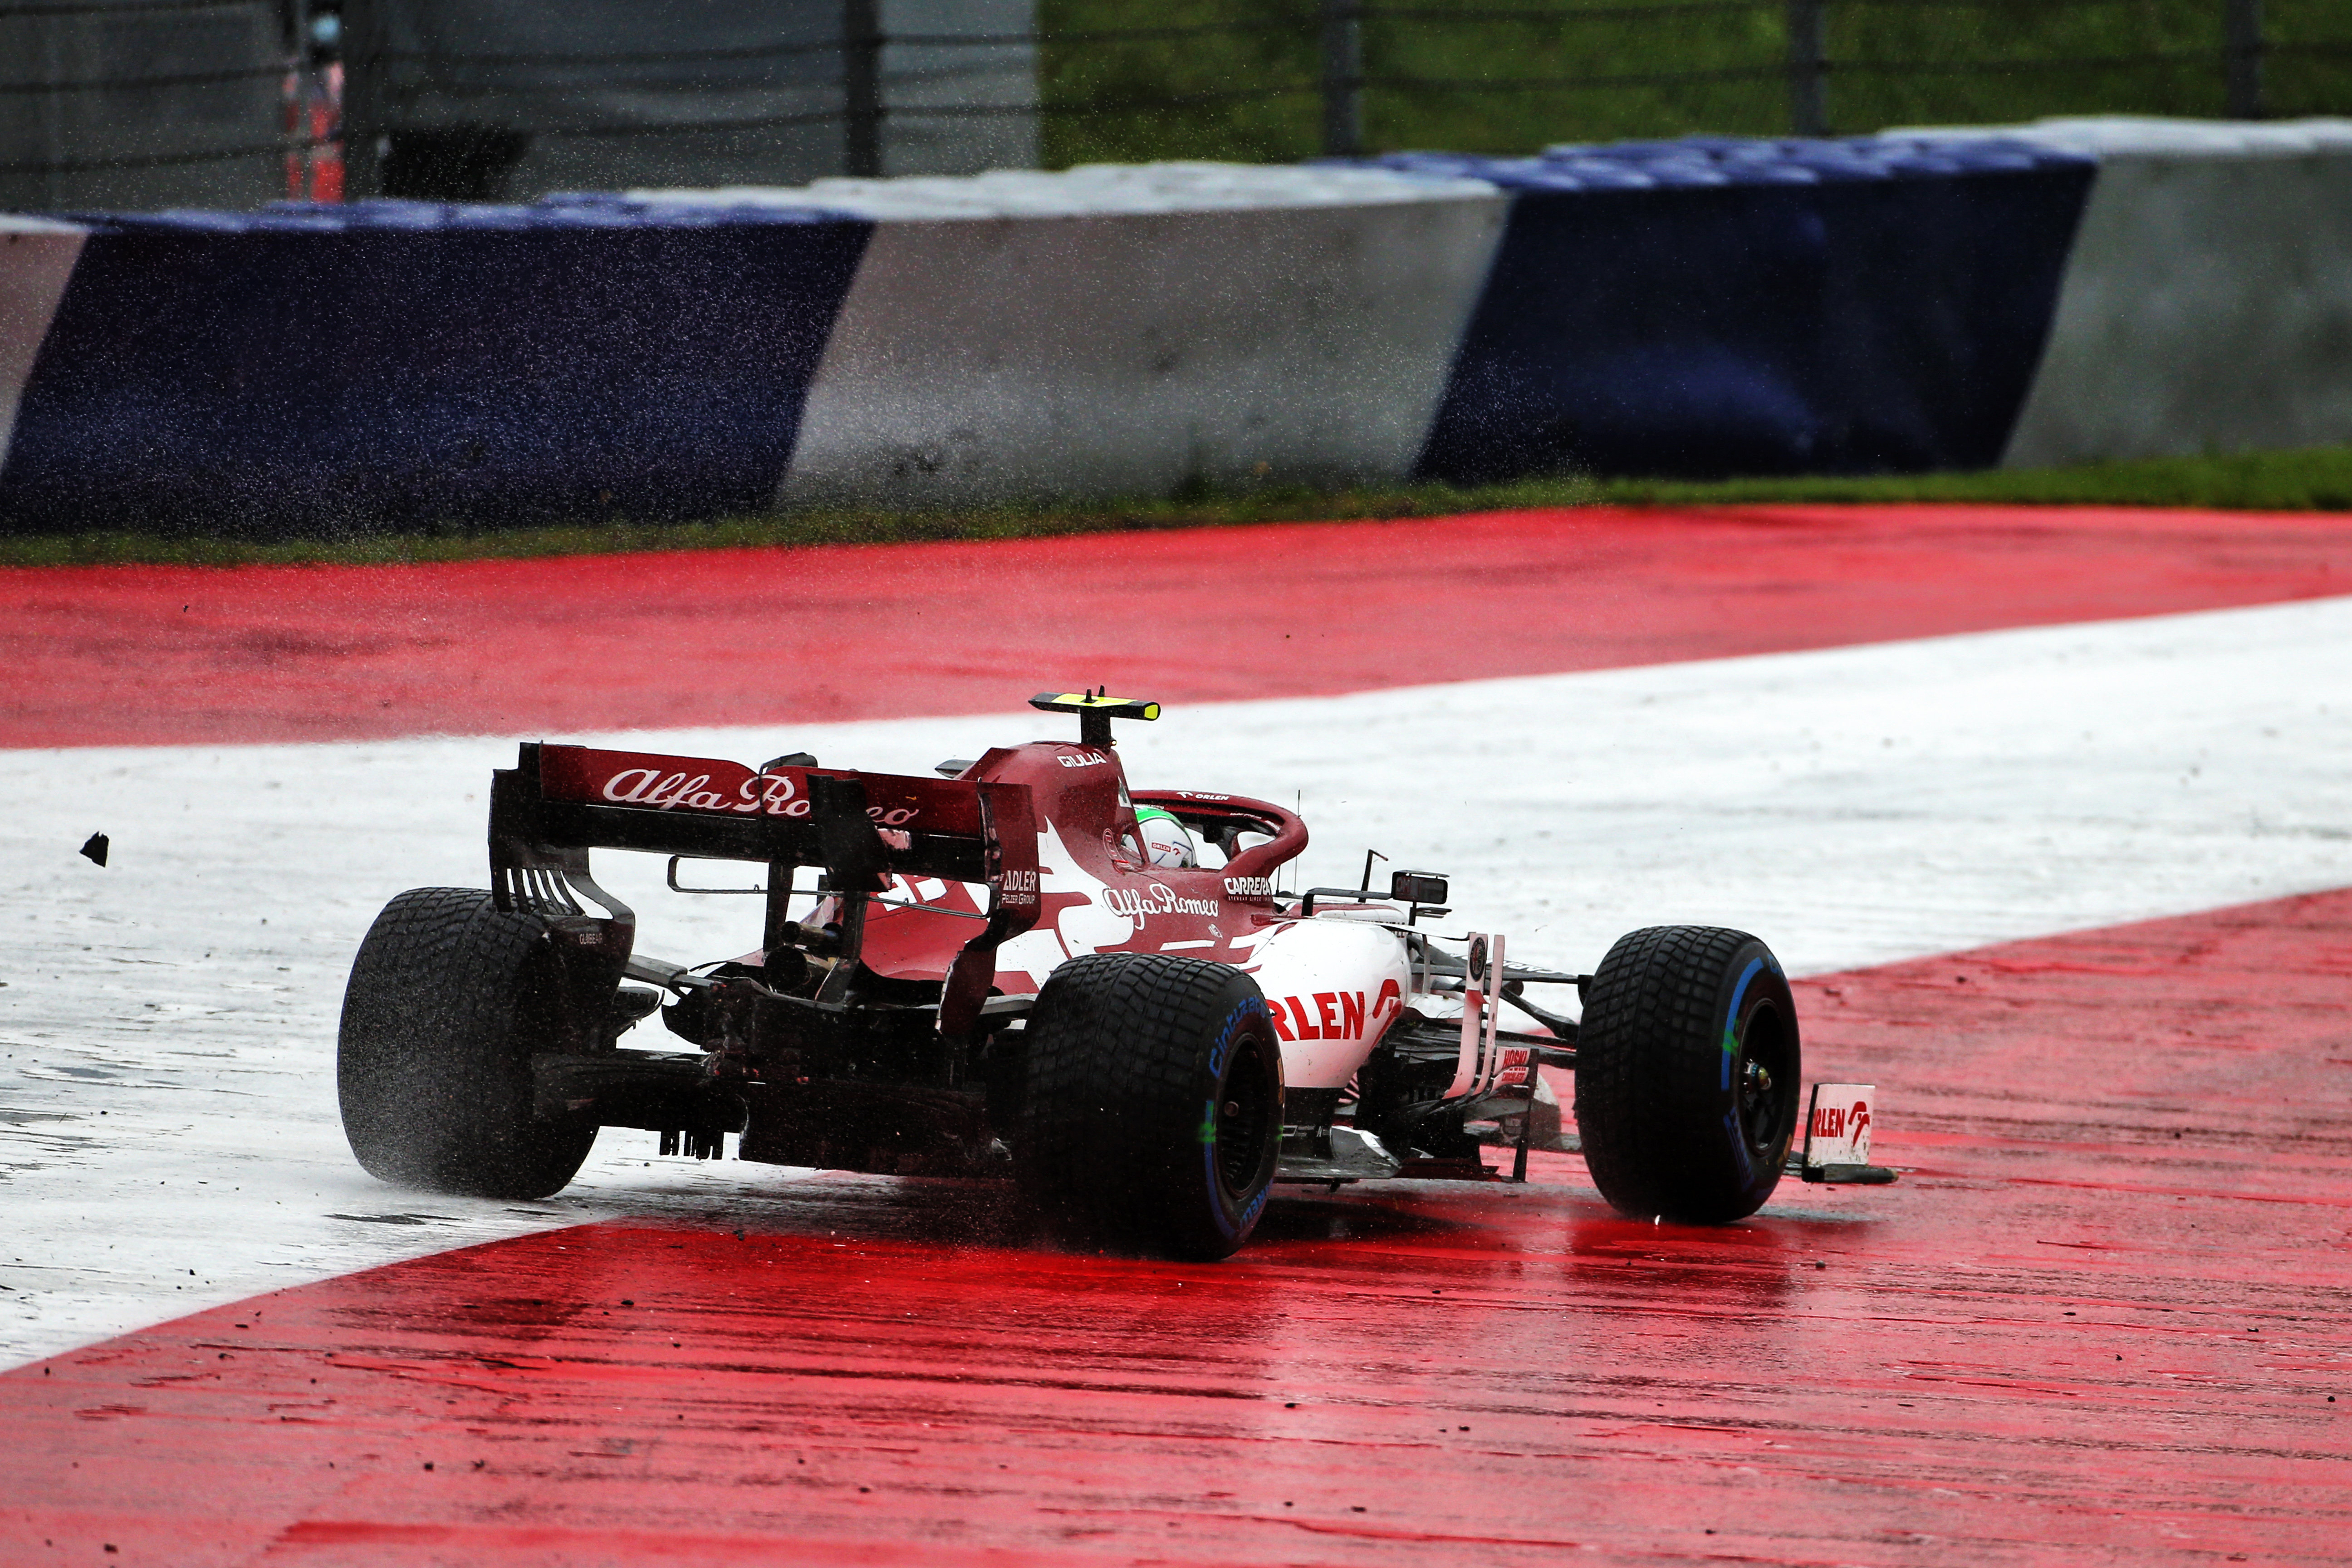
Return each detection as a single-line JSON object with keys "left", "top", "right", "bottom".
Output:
{"left": 1367, "top": 0, "right": 2131, "bottom": 17}
{"left": 375, "top": 38, "right": 849, "bottom": 70}
{"left": 1373, "top": 62, "right": 1787, "bottom": 92}
{"left": 0, "top": 63, "right": 287, "bottom": 96}
{"left": 0, "top": 135, "right": 324, "bottom": 176}
{"left": 1828, "top": 49, "right": 2227, "bottom": 76}
{"left": 529, "top": 107, "right": 852, "bottom": 138}
{"left": 904, "top": 84, "right": 1319, "bottom": 117}
{"left": 0, "top": 0, "right": 266, "bottom": 16}
{"left": 1367, "top": 3, "right": 1766, "bottom": 24}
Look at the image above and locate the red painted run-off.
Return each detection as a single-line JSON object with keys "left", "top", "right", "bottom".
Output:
{"left": 8, "top": 503, "right": 2352, "bottom": 747}
{"left": 7, "top": 891, "right": 2347, "bottom": 1565}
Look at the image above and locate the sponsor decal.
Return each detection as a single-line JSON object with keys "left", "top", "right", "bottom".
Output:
{"left": 1803, "top": 1083, "right": 1875, "bottom": 1168}
{"left": 1057, "top": 750, "right": 1111, "bottom": 769}
{"left": 601, "top": 767, "right": 735, "bottom": 812}
{"left": 1102, "top": 884, "right": 1220, "bottom": 921}
{"left": 1223, "top": 876, "right": 1274, "bottom": 897}
{"left": 1494, "top": 1046, "right": 1532, "bottom": 1088}
{"left": 1238, "top": 1182, "right": 1270, "bottom": 1228}
{"left": 999, "top": 867, "right": 1040, "bottom": 908}
{"left": 1270, "top": 991, "right": 1353, "bottom": 1042}
{"left": 1810, "top": 1101, "right": 1869, "bottom": 1142}
{"left": 1265, "top": 980, "right": 1404, "bottom": 1044}
{"left": 597, "top": 766, "right": 920, "bottom": 826}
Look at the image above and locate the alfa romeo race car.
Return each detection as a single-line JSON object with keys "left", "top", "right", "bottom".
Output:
{"left": 338, "top": 693, "right": 1888, "bottom": 1259}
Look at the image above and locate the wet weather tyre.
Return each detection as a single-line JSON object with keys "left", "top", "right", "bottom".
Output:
{"left": 1015, "top": 953, "right": 1283, "bottom": 1260}
{"left": 337, "top": 887, "right": 596, "bottom": 1200}
{"left": 1573, "top": 926, "right": 1800, "bottom": 1224}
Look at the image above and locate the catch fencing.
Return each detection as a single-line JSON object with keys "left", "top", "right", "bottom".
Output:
{"left": 1026, "top": 0, "right": 2348, "bottom": 162}
{"left": 6, "top": 1, "right": 2351, "bottom": 210}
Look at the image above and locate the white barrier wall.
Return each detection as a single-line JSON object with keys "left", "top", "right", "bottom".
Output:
{"left": 1985, "top": 118, "right": 2352, "bottom": 468}
{"left": 0, "top": 218, "right": 86, "bottom": 473}
{"left": 643, "top": 166, "right": 1506, "bottom": 508}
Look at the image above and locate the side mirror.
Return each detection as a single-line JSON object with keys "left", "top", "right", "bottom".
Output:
{"left": 1390, "top": 870, "right": 1448, "bottom": 906}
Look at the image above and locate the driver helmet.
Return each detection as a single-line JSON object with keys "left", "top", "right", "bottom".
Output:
{"left": 1133, "top": 805, "right": 1198, "bottom": 870}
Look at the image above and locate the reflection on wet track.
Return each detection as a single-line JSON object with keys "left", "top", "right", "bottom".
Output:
{"left": 8, "top": 891, "right": 2347, "bottom": 1564}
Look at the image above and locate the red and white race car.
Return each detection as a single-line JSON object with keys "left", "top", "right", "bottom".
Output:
{"left": 338, "top": 693, "right": 1886, "bottom": 1259}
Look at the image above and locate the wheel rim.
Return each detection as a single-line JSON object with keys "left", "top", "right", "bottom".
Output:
{"left": 1214, "top": 1031, "right": 1279, "bottom": 1200}
{"left": 1734, "top": 999, "right": 1797, "bottom": 1162}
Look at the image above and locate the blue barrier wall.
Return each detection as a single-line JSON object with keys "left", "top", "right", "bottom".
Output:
{"left": 1387, "top": 138, "right": 2096, "bottom": 483}
{"left": 0, "top": 198, "right": 870, "bottom": 535}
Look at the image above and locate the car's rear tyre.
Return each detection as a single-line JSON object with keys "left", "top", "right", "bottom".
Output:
{"left": 338, "top": 887, "right": 597, "bottom": 1200}
{"left": 1015, "top": 953, "right": 1283, "bottom": 1260}
{"left": 1573, "top": 925, "right": 1800, "bottom": 1223}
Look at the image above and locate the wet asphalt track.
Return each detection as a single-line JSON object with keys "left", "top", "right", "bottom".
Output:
{"left": 3, "top": 503, "right": 2348, "bottom": 1564}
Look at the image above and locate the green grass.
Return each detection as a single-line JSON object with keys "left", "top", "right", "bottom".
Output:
{"left": 6, "top": 446, "right": 2349, "bottom": 570}
{"left": 1038, "top": 0, "right": 2352, "bottom": 166}
{"left": 1597, "top": 444, "right": 2352, "bottom": 509}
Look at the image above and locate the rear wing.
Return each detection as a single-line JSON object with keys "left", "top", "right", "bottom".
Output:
{"left": 488, "top": 742, "right": 1040, "bottom": 1034}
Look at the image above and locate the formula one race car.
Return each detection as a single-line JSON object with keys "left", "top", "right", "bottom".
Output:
{"left": 338, "top": 693, "right": 1888, "bottom": 1259}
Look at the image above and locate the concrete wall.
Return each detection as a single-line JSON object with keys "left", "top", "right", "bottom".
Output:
{"left": 1984, "top": 118, "right": 2352, "bottom": 468}
{"left": 7, "top": 122, "right": 2352, "bottom": 535}
{"left": 694, "top": 167, "right": 1505, "bottom": 508}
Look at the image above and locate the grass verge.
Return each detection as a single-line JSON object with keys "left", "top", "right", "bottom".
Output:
{"left": 5, "top": 446, "right": 2350, "bottom": 570}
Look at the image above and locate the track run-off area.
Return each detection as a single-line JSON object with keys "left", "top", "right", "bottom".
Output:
{"left": 3, "top": 503, "right": 2349, "bottom": 1564}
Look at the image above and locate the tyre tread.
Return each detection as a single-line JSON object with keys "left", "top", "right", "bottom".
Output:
{"left": 1574, "top": 924, "right": 1795, "bottom": 1222}
{"left": 1017, "top": 952, "right": 1276, "bottom": 1258}
{"left": 338, "top": 887, "right": 594, "bottom": 1200}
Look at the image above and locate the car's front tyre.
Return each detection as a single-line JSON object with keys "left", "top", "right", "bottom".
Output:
{"left": 1573, "top": 925, "right": 1800, "bottom": 1223}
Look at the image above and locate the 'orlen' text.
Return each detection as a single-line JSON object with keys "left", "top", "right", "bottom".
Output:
{"left": 1811, "top": 1102, "right": 1869, "bottom": 1142}
{"left": 1267, "top": 978, "right": 1403, "bottom": 1043}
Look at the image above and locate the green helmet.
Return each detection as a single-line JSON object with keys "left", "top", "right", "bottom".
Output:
{"left": 1134, "top": 805, "right": 1198, "bottom": 869}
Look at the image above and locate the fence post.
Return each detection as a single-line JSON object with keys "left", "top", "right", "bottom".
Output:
{"left": 1786, "top": 0, "right": 1828, "bottom": 137}
{"left": 2226, "top": 0, "right": 2265, "bottom": 119}
{"left": 843, "top": 0, "right": 883, "bottom": 177}
{"left": 340, "top": 0, "right": 384, "bottom": 198}
{"left": 1321, "top": 0, "right": 1363, "bottom": 158}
